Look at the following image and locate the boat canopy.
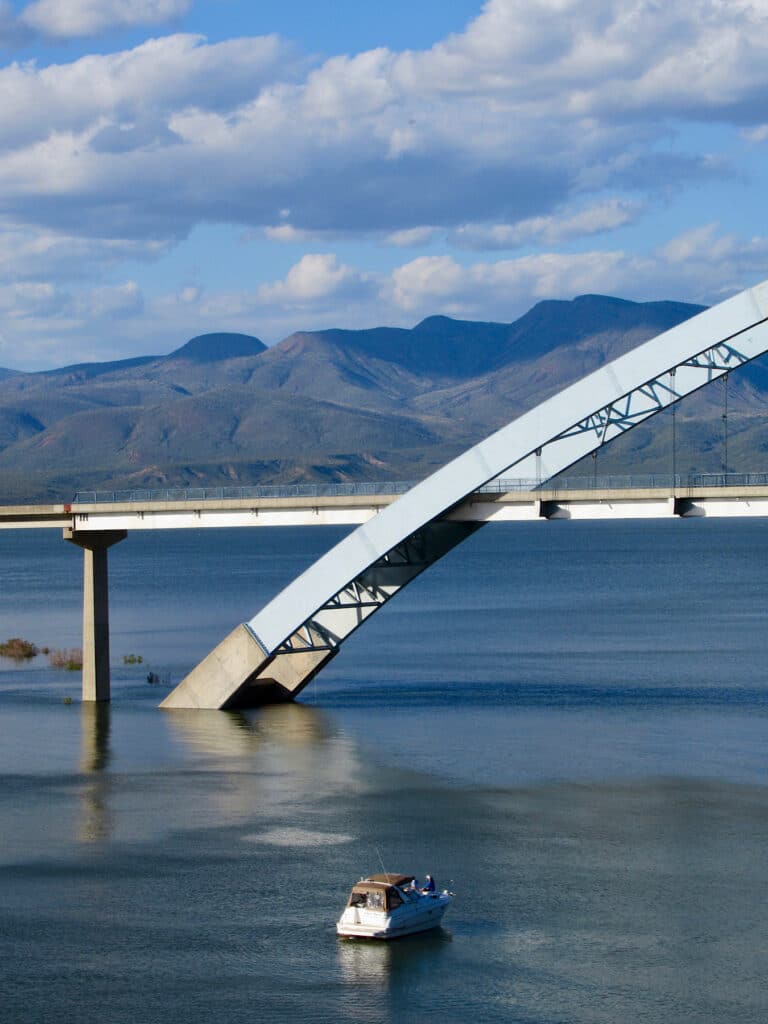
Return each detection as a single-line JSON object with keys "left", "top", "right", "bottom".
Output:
{"left": 347, "top": 874, "right": 412, "bottom": 912}
{"left": 366, "top": 873, "right": 413, "bottom": 887}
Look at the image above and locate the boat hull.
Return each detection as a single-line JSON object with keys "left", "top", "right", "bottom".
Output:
{"left": 336, "top": 893, "right": 451, "bottom": 940}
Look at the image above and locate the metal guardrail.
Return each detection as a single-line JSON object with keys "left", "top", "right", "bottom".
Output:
{"left": 72, "top": 481, "right": 419, "bottom": 503}
{"left": 549, "top": 472, "right": 768, "bottom": 491}
{"left": 71, "top": 473, "right": 768, "bottom": 504}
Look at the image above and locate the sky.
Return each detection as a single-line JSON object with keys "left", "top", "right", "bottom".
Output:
{"left": 1, "top": 0, "right": 768, "bottom": 370}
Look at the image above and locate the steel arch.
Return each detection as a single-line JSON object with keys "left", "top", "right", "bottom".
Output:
{"left": 161, "top": 279, "right": 768, "bottom": 709}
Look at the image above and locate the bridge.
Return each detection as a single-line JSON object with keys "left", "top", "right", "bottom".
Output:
{"left": 5, "top": 477, "right": 768, "bottom": 535}
{"left": 3, "top": 278, "right": 768, "bottom": 707}
{"left": 4, "top": 478, "right": 768, "bottom": 706}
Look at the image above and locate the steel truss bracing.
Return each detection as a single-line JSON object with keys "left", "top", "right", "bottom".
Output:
{"left": 516, "top": 339, "right": 752, "bottom": 480}
{"left": 161, "top": 279, "right": 768, "bottom": 709}
{"left": 273, "top": 521, "right": 480, "bottom": 657}
{"left": 558, "top": 342, "right": 746, "bottom": 446}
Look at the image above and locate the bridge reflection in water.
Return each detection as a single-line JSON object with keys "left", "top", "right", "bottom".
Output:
{"left": 79, "top": 702, "right": 112, "bottom": 843}
{"left": 74, "top": 701, "right": 362, "bottom": 847}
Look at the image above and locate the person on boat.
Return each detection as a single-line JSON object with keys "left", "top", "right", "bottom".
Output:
{"left": 421, "top": 874, "right": 435, "bottom": 893}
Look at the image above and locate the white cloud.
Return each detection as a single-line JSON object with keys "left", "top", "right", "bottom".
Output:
{"left": 257, "top": 253, "right": 368, "bottom": 304}
{"left": 390, "top": 256, "right": 466, "bottom": 312}
{"left": 263, "top": 224, "right": 312, "bottom": 243}
{"left": 386, "top": 226, "right": 435, "bottom": 247}
{"left": 386, "top": 250, "right": 634, "bottom": 320}
{"left": 0, "top": 0, "right": 766, "bottom": 250}
{"left": 743, "top": 124, "right": 768, "bottom": 143}
{"left": 452, "top": 200, "right": 642, "bottom": 250}
{"left": 384, "top": 227, "right": 768, "bottom": 323}
{"left": 1, "top": 2, "right": 768, "bottom": 367}
{"left": 0, "top": 279, "right": 66, "bottom": 317}
{"left": 20, "top": 0, "right": 191, "bottom": 39}
{"left": 0, "top": 222, "right": 170, "bottom": 279}
{"left": 0, "top": 277, "right": 143, "bottom": 322}
{"left": 72, "top": 280, "right": 143, "bottom": 318}
{"left": 0, "top": 34, "right": 290, "bottom": 151}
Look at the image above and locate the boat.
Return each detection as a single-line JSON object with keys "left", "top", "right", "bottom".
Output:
{"left": 336, "top": 873, "right": 452, "bottom": 940}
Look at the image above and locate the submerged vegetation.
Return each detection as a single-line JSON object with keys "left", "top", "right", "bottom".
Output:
{"left": 0, "top": 637, "right": 38, "bottom": 660}
{"left": 48, "top": 648, "right": 83, "bottom": 671}
{"left": 0, "top": 641, "right": 146, "bottom": 675}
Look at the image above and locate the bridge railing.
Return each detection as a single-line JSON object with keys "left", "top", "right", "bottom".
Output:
{"left": 72, "top": 481, "right": 420, "bottom": 503}
{"left": 546, "top": 472, "right": 768, "bottom": 491}
{"left": 71, "top": 472, "right": 768, "bottom": 504}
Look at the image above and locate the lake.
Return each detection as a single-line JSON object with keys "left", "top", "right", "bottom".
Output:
{"left": 1, "top": 519, "right": 767, "bottom": 1022}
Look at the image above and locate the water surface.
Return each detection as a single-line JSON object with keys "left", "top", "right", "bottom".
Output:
{"left": 1, "top": 520, "right": 767, "bottom": 1022}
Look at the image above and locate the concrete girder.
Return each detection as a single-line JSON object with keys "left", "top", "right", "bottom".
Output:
{"left": 161, "top": 279, "right": 768, "bottom": 710}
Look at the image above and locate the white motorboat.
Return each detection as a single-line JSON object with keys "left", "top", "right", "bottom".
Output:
{"left": 336, "top": 873, "right": 452, "bottom": 940}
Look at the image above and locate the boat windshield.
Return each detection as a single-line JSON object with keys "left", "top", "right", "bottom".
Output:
{"left": 348, "top": 884, "right": 405, "bottom": 912}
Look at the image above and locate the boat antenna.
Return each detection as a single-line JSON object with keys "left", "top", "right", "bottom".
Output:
{"left": 374, "top": 844, "right": 388, "bottom": 878}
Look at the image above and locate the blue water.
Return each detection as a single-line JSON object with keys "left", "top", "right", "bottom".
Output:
{"left": 1, "top": 520, "right": 768, "bottom": 1022}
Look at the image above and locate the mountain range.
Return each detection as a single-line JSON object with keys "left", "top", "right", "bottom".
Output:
{"left": 1, "top": 295, "right": 767, "bottom": 503}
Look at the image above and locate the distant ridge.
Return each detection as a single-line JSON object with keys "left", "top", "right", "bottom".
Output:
{"left": 273, "top": 297, "right": 706, "bottom": 380}
{"left": 43, "top": 355, "right": 157, "bottom": 381}
{"left": 165, "top": 332, "right": 267, "bottom": 363}
{"left": 3, "top": 292, "right": 767, "bottom": 504}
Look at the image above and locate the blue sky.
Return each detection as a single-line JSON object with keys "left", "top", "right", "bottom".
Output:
{"left": 0, "top": 0, "right": 767, "bottom": 369}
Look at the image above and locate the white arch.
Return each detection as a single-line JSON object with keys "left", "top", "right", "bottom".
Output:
{"left": 162, "top": 279, "right": 768, "bottom": 709}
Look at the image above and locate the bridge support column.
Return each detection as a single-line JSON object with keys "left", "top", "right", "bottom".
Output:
{"left": 64, "top": 530, "right": 127, "bottom": 703}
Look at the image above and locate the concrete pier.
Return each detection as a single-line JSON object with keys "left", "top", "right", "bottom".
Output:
{"left": 159, "top": 623, "right": 337, "bottom": 709}
{"left": 64, "top": 529, "right": 126, "bottom": 702}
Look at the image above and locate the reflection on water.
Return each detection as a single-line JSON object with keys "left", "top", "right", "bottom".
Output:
{"left": 80, "top": 702, "right": 111, "bottom": 773}
{"left": 165, "top": 703, "right": 332, "bottom": 758}
{"left": 339, "top": 938, "right": 395, "bottom": 989}
{"left": 336, "top": 931, "right": 454, "bottom": 1024}
{"left": 163, "top": 703, "right": 366, "bottom": 829}
{"left": 337, "top": 930, "right": 452, "bottom": 989}
{"left": 70, "top": 702, "right": 369, "bottom": 847}
{"left": 78, "top": 702, "right": 112, "bottom": 843}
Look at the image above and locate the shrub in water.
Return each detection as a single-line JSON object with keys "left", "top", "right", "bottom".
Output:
{"left": 0, "top": 638, "right": 38, "bottom": 660}
{"left": 49, "top": 647, "right": 83, "bottom": 671}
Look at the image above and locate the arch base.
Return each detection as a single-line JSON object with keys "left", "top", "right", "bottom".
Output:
{"left": 160, "top": 623, "right": 338, "bottom": 710}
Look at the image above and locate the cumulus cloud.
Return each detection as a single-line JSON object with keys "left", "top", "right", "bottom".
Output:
{"left": 263, "top": 224, "right": 312, "bottom": 243}
{"left": 72, "top": 280, "right": 143, "bottom": 318}
{"left": 0, "top": 277, "right": 144, "bottom": 322}
{"left": 451, "top": 200, "right": 642, "bottom": 250}
{"left": 20, "top": 0, "right": 191, "bottom": 39}
{"left": 257, "top": 253, "right": 371, "bottom": 305}
{"left": 386, "top": 226, "right": 436, "bottom": 247}
{"left": 0, "top": 1, "right": 766, "bottom": 246}
{"left": 743, "top": 124, "right": 768, "bottom": 143}
{"left": 1, "top": 1, "right": 768, "bottom": 366}
{"left": 0, "top": 279, "right": 67, "bottom": 318}
{"left": 0, "top": 222, "right": 170, "bottom": 280}
{"left": 386, "top": 250, "right": 637, "bottom": 319}
{"left": 384, "top": 226, "right": 768, "bottom": 322}
{"left": 0, "top": 34, "right": 290, "bottom": 151}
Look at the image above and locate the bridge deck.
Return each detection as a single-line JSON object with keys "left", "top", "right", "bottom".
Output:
{"left": 3, "top": 485, "right": 768, "bottom": 530}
